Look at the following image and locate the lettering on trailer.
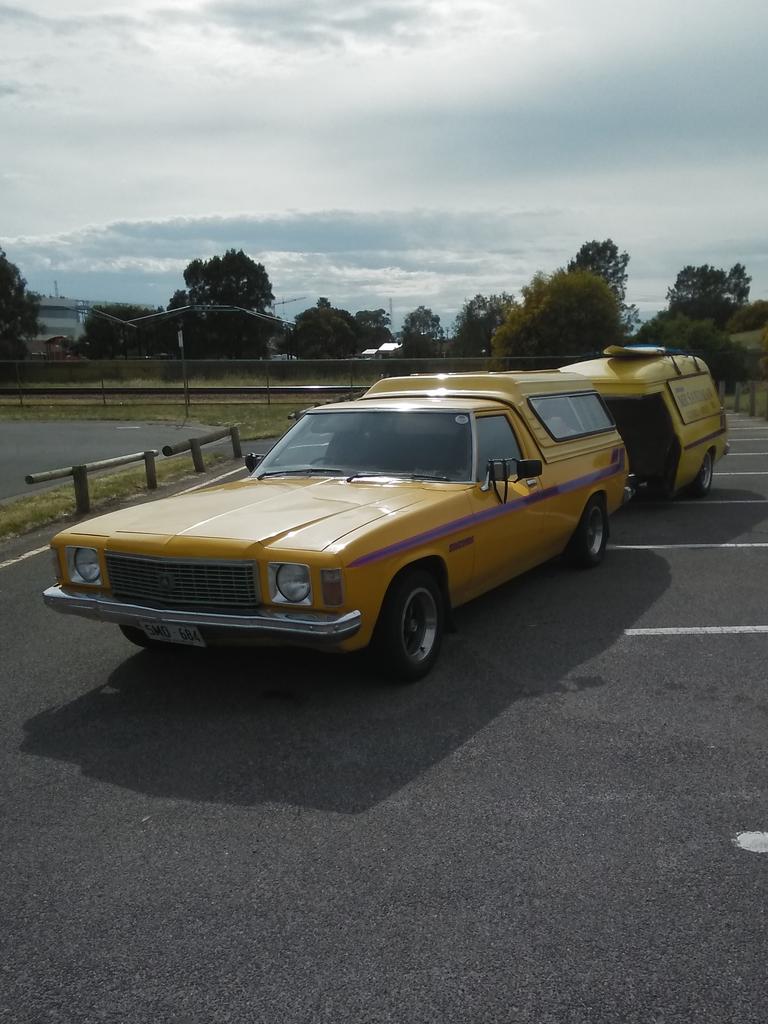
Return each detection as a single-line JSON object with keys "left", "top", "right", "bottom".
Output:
{"left": 667, "top": 376, "right": 721, "bottom": 425}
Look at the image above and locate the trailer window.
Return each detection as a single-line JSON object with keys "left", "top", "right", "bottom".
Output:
{"left": 529, "top": 393, "right": 613, "bottom": 440}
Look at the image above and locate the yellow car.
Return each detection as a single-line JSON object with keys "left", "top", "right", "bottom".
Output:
{"left": 44, "top": 371, "right": 628, "bottom": 681}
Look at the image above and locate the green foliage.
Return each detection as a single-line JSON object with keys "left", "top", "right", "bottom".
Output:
{"left": 0, "top": 249, "right": 40, "bottom": 359}
{"left": 760, "top": 324, "right": 768, "bottom": 379}
{"left": 175, "top": 249, "right": 275, "bottom": 358}
{"left": 80, "top": 304, "right": 165, "bottom": 359}
{"left": 727, "top": 299, "right": 768, "bottom": 334}
{"left": 492, "top": 270, "right": 623, "bottom": 359}
{"left": 666, "top": 263, "right": 750, "bottom": 328}
{"left": 567, "top": 238, "right": 639, "bottom": 333}
{"left": 354, "top": 308, "right": 392, "bottom": 351}
{"left": 401, "top": 306, "right": 444, "bottom": 358}
{"left": 636, "top": 312, "right": 749, "bottom": 383}
{"left": 287, "top": 299, "right": 359, "bottom": 359}
{"left": 452, "top": 293, "right": 515, "bottom": 356}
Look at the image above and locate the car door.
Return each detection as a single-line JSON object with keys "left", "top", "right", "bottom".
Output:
{"left": 466, "top": 412, "right": 551, "bottom": 594}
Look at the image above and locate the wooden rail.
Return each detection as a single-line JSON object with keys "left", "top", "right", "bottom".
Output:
{"left": 162, "top": 426, "right": 242, "bottom": 472}
{"left": 26, "top": 450, "right": 158, "bottom": 514}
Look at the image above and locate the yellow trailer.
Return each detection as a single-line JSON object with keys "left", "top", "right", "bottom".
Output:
{"left": 562, "top": 345, "right": 729, "bottom": 498}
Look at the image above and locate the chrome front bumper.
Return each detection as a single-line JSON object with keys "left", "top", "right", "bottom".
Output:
{"left": 43, "top": 586, "right": 362, "bottom": 643}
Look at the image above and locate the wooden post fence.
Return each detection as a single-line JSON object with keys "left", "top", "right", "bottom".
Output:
{"left": 26, "top": 450, "right": 159, "bottom": 515}
{"left": 161, "top": 425, "right": 242, "bottom": 473}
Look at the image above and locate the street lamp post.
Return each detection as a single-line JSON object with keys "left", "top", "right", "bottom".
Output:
{"left": 177, "top": 326, "right": 190, "bottom": 414}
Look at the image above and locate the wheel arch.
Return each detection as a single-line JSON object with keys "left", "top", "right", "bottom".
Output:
{"left": 374, "top": 553, "right": 454, "bottom": 631}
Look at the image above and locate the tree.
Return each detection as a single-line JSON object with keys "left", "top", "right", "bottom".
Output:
{"left": 635, "top": 312, "right": 749, "bottom": 384}
{"left": 401, "top": 306, "right": 444, "bottom": 358}
{"left": 80, "top": 304, "right": 162, "bottom": 359}
{"left": 567, "top": 238, "right": 639, "bottom": 332}
{"left": 452, "top": 293, "right": 515, "bottom": 357}
{"left": 666, "top": 263, "right": 750, "bottom": 328}
{"left": 726, "top": 300, "right": 768, "bottom": 334}
{"left": 0, "top": 249, "right": 40, "bottom": 359}
{"left": 492, "top": 270, "right": 623, "bottom": 360}
{"left": 354, "top": 308, "right": 392, "bottom": 351}
{"left": 175, "top": 249, "right": 275, "bottom": 358}
{"left": 287, "top": 299, "right": 359, "bottom": 359}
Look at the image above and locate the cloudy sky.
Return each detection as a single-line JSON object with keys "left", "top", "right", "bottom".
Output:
{"left": 1, "top": 0, "right": 766, "bottom": 329}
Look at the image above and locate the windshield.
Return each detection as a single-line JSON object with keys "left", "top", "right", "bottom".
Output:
{"left": 257, "top": 409, "right": 473, "bottom": 481}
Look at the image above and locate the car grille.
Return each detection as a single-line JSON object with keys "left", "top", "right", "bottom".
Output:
{"left": 105, "top": 552, "right": 260, "bottom": 610}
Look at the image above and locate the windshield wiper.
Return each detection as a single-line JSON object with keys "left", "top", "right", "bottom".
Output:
{"left": 256, "top": 467, "right": 345, "bottom": 479}
{"left": 345, "top": 471, "right": 452, "bottom": 482}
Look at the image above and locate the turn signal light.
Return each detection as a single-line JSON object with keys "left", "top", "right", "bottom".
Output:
{"left": 320, "top": 569, "right": 344, "bottom": 606}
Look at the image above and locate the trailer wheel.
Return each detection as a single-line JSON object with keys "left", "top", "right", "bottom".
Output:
{"left": 688, "top": 449, "right": 714, "bottom": 498}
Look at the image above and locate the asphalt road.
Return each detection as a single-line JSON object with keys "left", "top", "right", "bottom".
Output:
{"left": 0, "top": 420, "right": 222, "bottom": 501}
{"left": 1, "top": 413, "right": 768, "bottom": 1023}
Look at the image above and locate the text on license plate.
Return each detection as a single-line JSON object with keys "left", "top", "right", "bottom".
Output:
{"left": 140, "top": 622, "right": 206, "bottom": 646}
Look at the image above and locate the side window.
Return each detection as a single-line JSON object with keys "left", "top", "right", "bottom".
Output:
{"left": 475, "top": 415, "right": 523, "bottom": 480}
{"left": 529, "top": 393, "right": 613, "bottom": 440}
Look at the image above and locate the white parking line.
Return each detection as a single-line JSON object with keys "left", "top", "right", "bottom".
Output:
{"left": 734, "top": 832, "right": 768, "bottom": 853}
{"left": 612, "top": 543, "right": 768, "bottom": 549}
{"left": 637, "top": 500, "right": 768, "bottom": 505}
{"left": 716, "top": 471, "right": 768, "bottom": 476}
{"left": 719, "top": 452, "right": 768, "bottom": 455}
{"left": 625, "top": 626, "right": 768, "bottom": 635}
{"left": 0, "top": 544, "right": 49, "bottom": 571}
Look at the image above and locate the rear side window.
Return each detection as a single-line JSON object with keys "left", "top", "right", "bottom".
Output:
{"left": 529, "top": 393, "right": 613, "bottom": 440}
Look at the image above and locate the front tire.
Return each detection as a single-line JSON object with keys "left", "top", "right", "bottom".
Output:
{"left": 566, "top": 495, "right": 608, "bottom": 568}
{"left": 688, "top": 449, "right": 714, "bottom": 498}
{"left": 372, "top": 569, "right": 444, "bottom": 683}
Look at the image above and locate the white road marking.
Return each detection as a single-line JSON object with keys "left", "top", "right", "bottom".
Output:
{"left": 0, "top": 544, "right": 49, "bottom": 571}
{"left": 733, "top": 832, "right": 768, "bottom": 853}
{"left": 630, "top": 500, "right": 768, "bottom": 506}
{"left": 626, "top": 626, "right": 768, "bottom": 635}
{"left": 115, "top": 426, "right": 141, "bottom": 430}
{"left": 716, "top": 471, "right": 768, "bottom": 476}
{"left": 612, "top": 543, "right": 768, "bottom": 549}
{"left": 663, "top": 500, "right": 768, "bottom": 505}
{"left": 719, "top": 452, "right": 768, "bottom": 455}
{"left": 178, "top": 467, "right": 247, "bottom": 494}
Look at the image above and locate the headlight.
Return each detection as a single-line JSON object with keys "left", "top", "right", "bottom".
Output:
{"left": 66, "top": 546, "right": 101, "bottom": 585}
{"left": 269, "top": 563, "right": 311, "bottom": 604}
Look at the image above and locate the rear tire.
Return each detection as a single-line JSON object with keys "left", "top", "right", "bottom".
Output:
{"left": 566, "top": 495, "right": 608, "bottom": 568}
{"left": 688, "top": 449, "right": 714, "bottom": 498}
{"left": 372, "top": 569, "right": 444, "bottom": 683}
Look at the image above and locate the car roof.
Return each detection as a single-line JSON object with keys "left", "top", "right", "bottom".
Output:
{"left": 562, "top": 350, "right": 712, "bottom": 386}
{"left": 308, "top": 396, "right": 504, "bottom": 414}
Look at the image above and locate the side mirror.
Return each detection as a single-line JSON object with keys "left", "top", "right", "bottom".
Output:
{"left": 481, "top": 458, "right": 509, "bottom": 492}
{"left": 513, "top": 458, "right": 542, "bottom": 480}
{"left": 245, "top": 452, "right": 265, "bottom": 473}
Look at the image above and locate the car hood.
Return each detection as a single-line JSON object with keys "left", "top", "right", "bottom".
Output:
{"left": 78, "top": 477, "right": 457, "bottom": 554}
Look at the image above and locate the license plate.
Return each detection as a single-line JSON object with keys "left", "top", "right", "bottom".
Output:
{"left": 140, "top": 621, "right": 206, "bottom": 647}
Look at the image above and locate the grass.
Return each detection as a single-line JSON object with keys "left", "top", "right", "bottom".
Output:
{"left": 725, "top": 388, "right": 768, "bottom": 418}
{"left": 0, "top": 450, "right": 234, "bottom": 541}
{"left": 0, "top": 396, "right": 316, "bottom": 541}
{"left": 0, "top": 400, "right": 309, "bottom": 439}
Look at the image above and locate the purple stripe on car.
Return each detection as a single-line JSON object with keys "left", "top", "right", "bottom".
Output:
{"left": 348, "top": 447, "right": 625, "bottom": 569}
{"left": 683, "top": 428, "right": 726, "bottom": 451}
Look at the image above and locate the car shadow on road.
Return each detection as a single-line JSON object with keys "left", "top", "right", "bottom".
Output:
{"left": 22, "top": 547, "right": 678, "bottom": 814}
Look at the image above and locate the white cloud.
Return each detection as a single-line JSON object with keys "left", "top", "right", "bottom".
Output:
{"left": 1, "top": 0, "right": 767, "bottom": 322}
